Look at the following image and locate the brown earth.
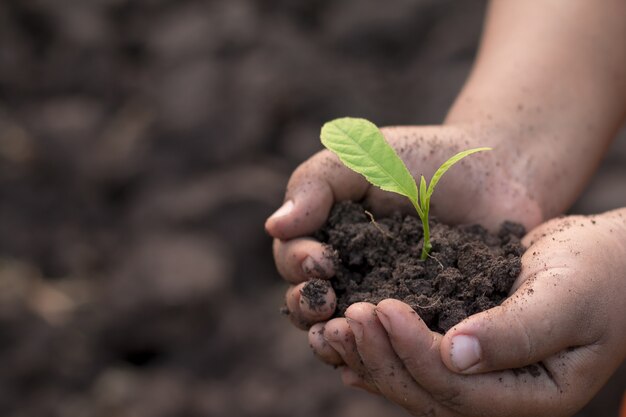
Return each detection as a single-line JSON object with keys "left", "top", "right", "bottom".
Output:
{"left": 315, "top": 201, "right": 525, "bottom": 333}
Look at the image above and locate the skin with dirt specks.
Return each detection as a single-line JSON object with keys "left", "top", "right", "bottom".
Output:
{"left": 265, "top": 0, "right": 626, "bottom": 415}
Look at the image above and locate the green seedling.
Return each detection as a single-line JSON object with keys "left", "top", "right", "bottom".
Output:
{"left": 320, "top": 117, "right": 491, "bottom": 260}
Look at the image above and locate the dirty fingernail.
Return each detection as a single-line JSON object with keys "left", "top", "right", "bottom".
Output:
{"left": 325, "top": 338, "right": 346, "bottom": 357}
{"left": 345, "top": 318, "right": 364, "bottom": 342}
{"left": 302, "top": 255, "right": 333, "bottom": 279}
{"left": 269, "top": 200, "right": 294, "bottom": 220}
{"left": 302, "top": 256, "right": 318, "bottom": 276}
{"left": 450, "top": 335, "right": 481, "bottom": 372}
{"left": 374, "top": 308, "right": 391, "bottom": 333}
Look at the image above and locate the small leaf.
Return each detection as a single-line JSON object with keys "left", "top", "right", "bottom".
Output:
{"left": 419, "top": 175, "right": 427, "bottom": 213}
{"left": 426, "top": 147, "right": 492, "bottom": 198}
{"left": 321, "top": 117, "right": 418, "bottom": 203}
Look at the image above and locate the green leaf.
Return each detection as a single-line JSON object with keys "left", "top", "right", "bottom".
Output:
{"left": 419, "top": 175, "right": 427, "bottom": 213}
{"left": 321, "top": 117, "right": 418, "bottom": 203}
{"left": 426, "top": 147, "right": 492, "bottom": 199}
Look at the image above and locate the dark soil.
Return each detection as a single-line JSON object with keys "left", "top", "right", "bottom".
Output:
{"left": 315, "top": 201, "right": 525, "bottom": 333}
{"left": 301, "top": 279, "right": 332, "bottom": 311}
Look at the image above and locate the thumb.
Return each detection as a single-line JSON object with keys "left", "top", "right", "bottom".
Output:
{"left": 439, "top": 268, "right": 602, "bottom": 374}
{"left": 265, "top": 150, "right": 367, "bottom": 240}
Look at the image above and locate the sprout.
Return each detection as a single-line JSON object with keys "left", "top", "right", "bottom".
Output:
{"left": 320, "top": 117, "right": 491, "bottom": 260}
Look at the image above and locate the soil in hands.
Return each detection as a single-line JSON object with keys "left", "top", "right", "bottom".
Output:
{"left": 312, "top": 201, "right": 526, "bottom": 333}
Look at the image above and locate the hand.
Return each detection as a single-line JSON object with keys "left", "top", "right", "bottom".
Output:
{"left": 265, "top": 124, "right": 542, "bottom": 330}
{"left": 315, "top": 211, "right": 626, "bottom": 416}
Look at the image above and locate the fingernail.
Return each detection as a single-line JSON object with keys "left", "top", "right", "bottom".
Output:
{"left": 269, "top": 200, "right": 294, "bottom": 220}
{"left": 374, "top": 308, "right": 392, "bottom": 334}
{"left": 345, "top": 318, "right": 363, "bottom": 342}
{"left": 303, "top": 254, "right": 333, "bottom": 279}
{"left": 450, "top": 335, "right": 481, "bottom": 372}
{"left": 324, "top": 338, "right": 346, "bottom": 357}
{"left": 301, "top": 256, "right": 317, "bottom": 277}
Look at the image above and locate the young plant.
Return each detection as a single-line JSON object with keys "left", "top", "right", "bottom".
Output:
{"left": 320, "top": 117, "right": 491, "bottom": 260}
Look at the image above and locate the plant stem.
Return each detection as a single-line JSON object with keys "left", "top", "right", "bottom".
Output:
{"left": 410, "top": 199, "right": 431, "bottom": 260}
{"left": 420, "top": 213, "right": 431, "bottom": 260}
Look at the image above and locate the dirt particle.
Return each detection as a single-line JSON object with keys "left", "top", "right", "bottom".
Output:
{"left": 526, "top": 364, "right": 541, "bottom": 377}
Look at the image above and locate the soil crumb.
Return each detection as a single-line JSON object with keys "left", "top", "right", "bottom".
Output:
{"left": 512, "top": 364, "right": 542, "bottom": 378}
{"left": 314, "top": 201, "right": 525, "bottom": 333}
{"left": 301, "top": 279, "right": 331, "bottom": 311}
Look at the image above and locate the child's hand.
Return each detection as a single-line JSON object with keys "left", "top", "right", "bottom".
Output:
{"left": 266, "top": 0, "right": 626, "bottom": 412}
{"left": 314, "top": 212, "right": 626, "bottom": 417}
{"left": 265, "top": 125, "right": 542, "bottom": 330}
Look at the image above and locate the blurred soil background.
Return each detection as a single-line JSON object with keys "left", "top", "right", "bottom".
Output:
{"left": 0, "top": 0, "right": 623, "bottom": 416}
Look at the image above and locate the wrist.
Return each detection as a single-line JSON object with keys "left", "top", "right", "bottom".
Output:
{"left": 442, "top": 121, "right": 547, "bottom": 229}
{"left": 443, "top": 111, "right": 606, "bottom": 224}
{"left": 378, "top": 124, "right": 543, "bottom": 230}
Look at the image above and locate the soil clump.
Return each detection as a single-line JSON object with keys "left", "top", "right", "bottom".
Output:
{"left": 314, "top": 201, "right": 525, "bottom": 333}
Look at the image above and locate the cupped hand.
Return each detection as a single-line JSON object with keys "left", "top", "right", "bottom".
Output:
{"left": 318, "top": 211, "right": 626, "bottom": 416}
{"left": 266, "top": 124, "right": 542, "bottom": 330}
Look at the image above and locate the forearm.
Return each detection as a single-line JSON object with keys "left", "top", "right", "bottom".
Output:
{"left": 445, "top": 0, "right": 626, "bottom": 219}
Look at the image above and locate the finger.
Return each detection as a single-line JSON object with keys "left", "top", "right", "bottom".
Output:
{"left": 285, "top": 282, "right": 336, "bottom": 329}
{"left": 520, "top": 215, "right": 593, "bottom": 248}
{"left": 300, "top": 279, "right": 336, "bottom": 321}
{"left": 541, "top": 344, "right": 622, "bottom": 417}
{"left": 377, "top": 299, "right": 567, "bottom": 416}
{"left": 345, "top": 303, "right": 440, "bottom": 411}
{"left": 308, "top": 322, "right": 343, "bottom": 366}
{"left": 285, "top": 284, "right": 308, "bottom": 330}
{"left": 440, "top": 264, "right": 602, "bottom": 374}
{"left": 340, "top": 367, "right": 380, "bottom": 395}
{"left": 521, "top": 216, "right": 569, "bottom": 247}
{"left": 265, "top": 150, "right": 368, "bottom": 240}
{"left": 373, "top": 300, "right": 447, "bottom": 392}
{"left": 323, "top": 317, "right": 379, "bottom": 393}
{"left": 272, "top": 237, "right": 334, "bottom": 284}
